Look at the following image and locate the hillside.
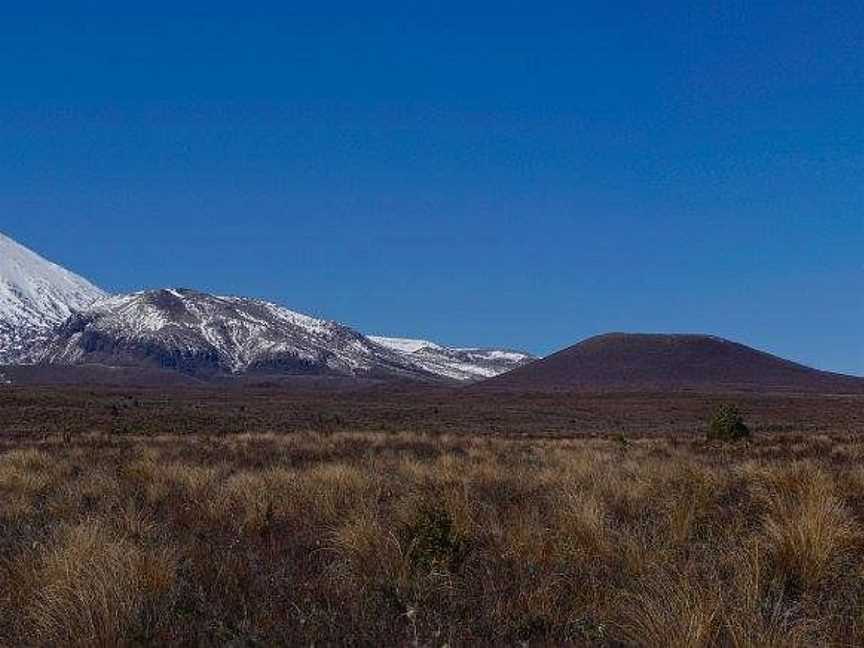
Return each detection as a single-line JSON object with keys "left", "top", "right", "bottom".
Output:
{"left": 39, "top": 289, "right": 437, "bottom": 379}
{"left": 370, "top": 336, "right": 534, "bottom": 382}
{"left": 0, "top": 232, "right": 529, "bottom": 383}
{"left": 478, "top": 333, "right": 864, "bottom": 393}
{"left": 0, "top": 232, "right": 106, "bottom": 363}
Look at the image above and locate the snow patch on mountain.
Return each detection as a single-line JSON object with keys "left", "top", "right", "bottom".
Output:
{"left": 371, "top": 335, "right": 535, "bottom": 381}
{"left": 0, "top": 232, "right": 106, "bottom": 363}
{"left": 369, "top": 336, "right": 443, "bottom": 354}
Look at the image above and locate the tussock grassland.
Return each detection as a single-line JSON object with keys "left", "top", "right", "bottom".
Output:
{"left": 2, "top": 429, "right": 864, "bottom": 646}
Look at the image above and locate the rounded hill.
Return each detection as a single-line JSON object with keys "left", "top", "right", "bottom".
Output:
{"left": 478, "top": 333, "right": 864, "bottom": 393}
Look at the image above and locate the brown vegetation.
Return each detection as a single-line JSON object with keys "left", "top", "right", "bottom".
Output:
{"left": 1, "top": 386, "right": 863, "bottom": 645}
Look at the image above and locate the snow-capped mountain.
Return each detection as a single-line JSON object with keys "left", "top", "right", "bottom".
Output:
{"left": 40, "top": 289, "right": 440, "bottom": 379}
{"left": 0, "top": 232, "right": 106, "bottom": 363}
{"left": 1, "top": 232, "right": 533, "bottom": 382}
{"left": 370, "top": 336, "right": 534, "bottom": 382}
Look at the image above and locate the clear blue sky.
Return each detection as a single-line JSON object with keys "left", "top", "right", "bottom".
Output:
{"left": 2, "top": 2, "right": 862, "bottom": 374}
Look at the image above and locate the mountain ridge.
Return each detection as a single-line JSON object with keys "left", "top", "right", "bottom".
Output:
{"left": 370, "top": 335, "right": 534, "bottom": 382}
{"left": 39, "top": 288, "right": 439, "bottom": 379}
{"left": 0, "top": 232, "right": 532, "bottom": 382}
{"left": 2, "top": 232, "right": 858, "bottom": 391}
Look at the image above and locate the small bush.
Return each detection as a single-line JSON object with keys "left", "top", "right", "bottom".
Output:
{"left": 404, "top": 504, "right": 467, "bottom": 574}
{"left": 707, "top": 404, "right": 750, "bottom": 442}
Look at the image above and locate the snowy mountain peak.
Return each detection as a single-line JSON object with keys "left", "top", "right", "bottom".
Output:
{"left": 0, "top": 233, "right": 534, "bottom": 382}
{"left": 42, "top": 288, "right": 436, "bottom": 378}
{"left": 0, "top": 232, "right": 106, "bottom": 363}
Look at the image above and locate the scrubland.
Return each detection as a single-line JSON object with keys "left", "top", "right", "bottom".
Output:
{"left": 3, "top": 417, "right": 864, "bottom": 646}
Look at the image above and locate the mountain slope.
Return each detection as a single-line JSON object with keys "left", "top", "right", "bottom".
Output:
{"left": 370, "top": 336, "right": 534, "bottom": 382}
{"left": 40, "top": 289, "right": 441, "bottom": 379}
{"left": 0, "top": 233, "right": 530, "bottom": 383}
{"left": 478, "top": 333, "right": 864, "bottom": 393}
{"left": 0, "top": 232, "right": 106, "bottom": 363}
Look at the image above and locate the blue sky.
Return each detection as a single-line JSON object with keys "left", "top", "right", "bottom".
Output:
{"left": 2, "top": 2, "right": 862, "bottom": 374}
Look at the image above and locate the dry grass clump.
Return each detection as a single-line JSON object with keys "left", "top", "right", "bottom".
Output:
{"left": 614, "top": 567, "right": 721, "bottom": 647}
{"left": 758, "top": 464, "right": 860, "bottom": 590}
{"left": 553, "top": 488, "right": 612, "bottom": 561}
{"left": 2, "top": 426, "right": 864, "bottom": 646}
{"left": 720, "top": 541, "right": 819, "bottom": 648}
{"left": 124, "top": 457, "right": 219, "bottom": 507}
{"left": 206, "top": 467, "right": 296, "bottom": 534}
{"left": 300, "top": 462, "right": 378, "bottom": 523}
{"left": 11, "top": 518, "right": 176, "bottom": 647}
{"left": 0, "top": 449, "right": 61, "bottom": 518}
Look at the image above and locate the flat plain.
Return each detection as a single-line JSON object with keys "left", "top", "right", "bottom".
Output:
{"left": 1, "top": 384, "right": 864, "bottom": 646}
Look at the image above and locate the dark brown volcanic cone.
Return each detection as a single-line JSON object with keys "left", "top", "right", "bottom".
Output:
{"left": 478, "top": 333, "right": 864, "bottom": 394}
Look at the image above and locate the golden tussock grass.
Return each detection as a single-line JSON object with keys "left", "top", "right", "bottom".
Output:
{"left": 758, "top": 464, "right": 860, "bottom": 590}
{"left": 11, "top": 518, "right": 176, "bottom": 647}
{"left": 2, "top": 429, "right": 864, "bottom": 646}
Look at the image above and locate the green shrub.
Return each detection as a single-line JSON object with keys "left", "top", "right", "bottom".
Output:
{"left": 405, "top": 504, "right": 467, "bottom": 574}
{"left": 707, "top": 404, "right": 751, "bottom": 441}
